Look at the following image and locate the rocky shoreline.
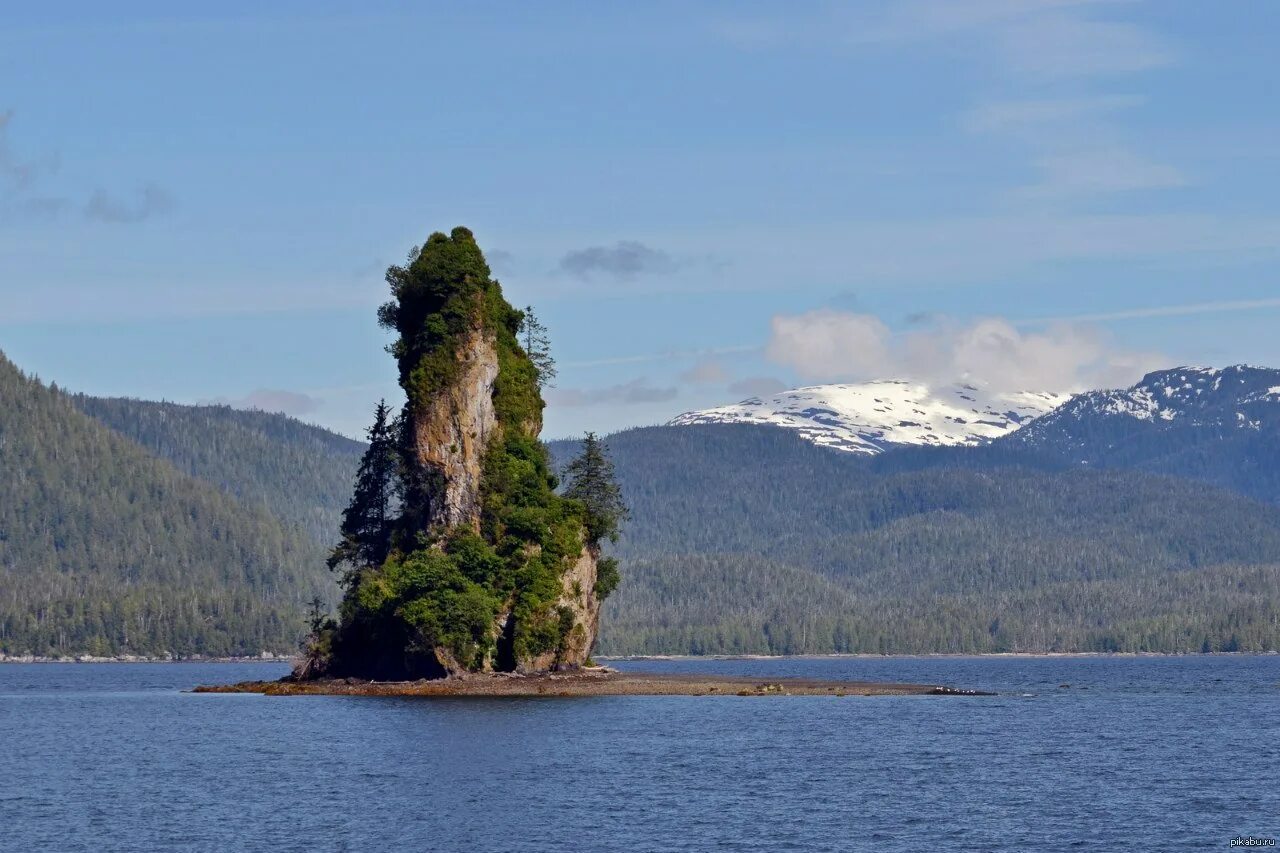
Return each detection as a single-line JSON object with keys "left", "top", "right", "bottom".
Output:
{"left": 193, "top": 669, "right": 992, "bottom": 698}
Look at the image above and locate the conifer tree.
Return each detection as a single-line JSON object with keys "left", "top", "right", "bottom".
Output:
{"left": 521, "top": 305, "right": 557, "bottom": 389}
{"left": 563, "top": 432, "right": 628, "bottom": 544}
{"left": 328, "top": 400, "right": 399, "bottom": 574}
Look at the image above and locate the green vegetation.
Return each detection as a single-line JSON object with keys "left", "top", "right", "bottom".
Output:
{"left": 563, "top": 432, "right": 629, "bottom": 546}
{"left": 70, "top": 393, "right": 363, "bottom": 543}
{"left": 325, "top": 227, "right": 624, "bottom": 678}
{"left": 548, "top": 424, "right": 1280, "bottom": 655}
{"left": 327, "top": 400, "right": 397, "bottom": 576}
{"left": 520, "top": 305, "right": 557, "bottom": 389}
{"left": 0, "top": 353, "right": 332, "bottom": 657}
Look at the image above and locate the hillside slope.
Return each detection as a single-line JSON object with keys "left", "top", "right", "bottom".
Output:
{"left": 552, "top": 424, "right": 1280, "bottom": 654}
{"left": 0, "top": 354, "right": 333, "bottom": 657}
{"left": 71, "top": 395, "right": 364, "bottom": 543}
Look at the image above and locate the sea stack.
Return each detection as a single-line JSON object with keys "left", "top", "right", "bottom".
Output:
{"left": 315, "top": 227, "right": 611, "bottom": 680}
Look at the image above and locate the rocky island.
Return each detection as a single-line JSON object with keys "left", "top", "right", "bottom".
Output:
{"left": 203, "top": 227, "right": 971, "bottom": 699}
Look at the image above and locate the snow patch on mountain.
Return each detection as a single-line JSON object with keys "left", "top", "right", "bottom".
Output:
{"left": 669, "top": 380, "right": 1068, "bottom": 454}
{"left": 1010, "top": 365, "right": 1280, "bottom": 452}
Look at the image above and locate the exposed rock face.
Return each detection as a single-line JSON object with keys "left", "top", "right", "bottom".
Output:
{"left": 408, "top": 302, "right": 598, "bottom": 675}
{"left": 521, "top": 544, "right": 601, "bottom": 672}
{"left": 557, "top": 545, "right": 602, "bottom": 668}
{"left": 411, "top": 321, "right": 500, "bottom": 531}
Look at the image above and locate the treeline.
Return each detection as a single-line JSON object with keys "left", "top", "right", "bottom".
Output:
{"left": 0, "top": 355, "right": 335, "bottom": 657}
{"left": 550, "top": 424, "right": 1280, "bottom": 655}
{"left": 71, "top": 394, "right": 363, "bottom": 543}
{"left": 599, "top": 557, "right": 1280, "bottom": 655}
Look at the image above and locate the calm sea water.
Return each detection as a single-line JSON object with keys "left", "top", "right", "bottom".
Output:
{"left": 1, "top": 656, "right": 1277, "bottom": 852}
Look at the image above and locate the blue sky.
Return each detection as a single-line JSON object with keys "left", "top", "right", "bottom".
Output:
{"left": 3, "top": 1, "right": 1279, "bottom": 438}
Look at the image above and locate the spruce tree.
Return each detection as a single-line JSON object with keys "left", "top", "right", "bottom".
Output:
{"left": 563, "top": 432, "right": 628, "bottom": 544}
{"left": 328, "top": 400, "right": 399, "bottom": 575}
{"left": 521, "top": 305, "right": 557, "bottom": 389}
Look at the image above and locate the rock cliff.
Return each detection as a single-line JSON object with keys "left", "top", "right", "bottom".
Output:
{"left": 411, "top": 319, "right": 500, "bottom": 531}
{"left": 325, "top": 227, "right": 605, "bottom": 680}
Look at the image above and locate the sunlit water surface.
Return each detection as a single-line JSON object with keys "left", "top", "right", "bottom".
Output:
{"left": 1, "top": 656, "right": 1276, "bottom": 851}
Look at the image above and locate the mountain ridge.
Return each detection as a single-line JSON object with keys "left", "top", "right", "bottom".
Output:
{"left": 669, "top": 380, "right": 1068, "bottom": 454}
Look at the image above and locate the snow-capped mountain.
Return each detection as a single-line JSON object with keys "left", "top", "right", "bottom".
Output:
{"left": 668, "top": 380, "right": 1069, "bottom": 454}
{"left": 1008, "top": 365, "right": 1280, "bottom": 453}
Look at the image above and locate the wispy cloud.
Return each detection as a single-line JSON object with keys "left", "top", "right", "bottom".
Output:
{"left": 1015, "top": 147, "right": 1187, "bottom": 199}
{"left": 1022, "top": 297, "right": 1280, "bottom": 326}
{"left": 546, "top": 379, "right": 678, "bottom": 407}
{"left": 962, "top": 95, "right": 1144, "bottom": 134}
{"left": 727, "top": 376, "right": 787, "bottom": 398}
{"left": 855, "top": 0, "right": 1175, "bottom": 79}
{"left": 564, "top": 344, "right": 757, "bottom": 369}
{"left": 679, "top": 359, "right": 731, "bottom": 385}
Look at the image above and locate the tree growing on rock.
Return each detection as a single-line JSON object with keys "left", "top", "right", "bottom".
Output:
{"left": 520, "top": 306, "right": 557, "bottom": 389}
{"left": 563, "top": 432, "right": 629, "bottom": 545}
{"left": 327, "top": 400, "right": 398, "bottom": 577}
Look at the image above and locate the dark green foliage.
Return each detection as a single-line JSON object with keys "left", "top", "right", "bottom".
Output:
{"left": 0, "top": 353, "right": 333, "bottom": 658}
{"left": 329, "top": 228, "right": 591, "bottom": 675}
{"left": 562, "top": 432, "right": 629, "bottom": 544}
{"left": 595, "top": 556, "right": 621, "bottom": 600}
{"left": 70, "top": 393, "right": 363, "bottom": 543}
{"left": 520, "top": 305, "right": 557, "bottom": 389}
{"left": 377, "top": 227, "right": 506, "bottom": 403}
{"left": 548, "top": 424, "right": 1280, "bottom": 654}
{"left": 328, "top": 401, "right": 398, "bottom": 575}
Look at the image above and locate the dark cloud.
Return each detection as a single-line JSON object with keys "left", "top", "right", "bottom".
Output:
{"left": 212, "top": 389, "right": 323, "bottom": 417}
{"left": 825, "top": 290, "right": 862, "bottom": 310}
{"left": 558, "top": 241, "right": 678, "bottom": 280}
{"left": 547, "top": 379, "right": 678, "bottom": 407}
{"left": 904, "top": 310, "right": 941, "bottom": 326}
{"left": 728, "top": 376, "right": 788, "bottom": 398}
{"left": 84, "top": 183, "right": 174, "bottom": 223}
{"left": 4, "top": 110, "right": 172, "bottom": 224}
{"left": 486, "top": 248, "right": 515, "bottom": 272}
{"left": 21, "top": 197, "right": 71, "bottom": 218}
{"left": 0, "top": 110, "right": 54, "bottom": 193}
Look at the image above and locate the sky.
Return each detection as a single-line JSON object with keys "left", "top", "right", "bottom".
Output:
{"left": 3, "top": 1, "right": 1280, "bottom": 439}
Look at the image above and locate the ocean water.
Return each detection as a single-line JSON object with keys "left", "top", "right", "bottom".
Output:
{"left": 1, "top": 656, "right": 1276, "bottom": 852}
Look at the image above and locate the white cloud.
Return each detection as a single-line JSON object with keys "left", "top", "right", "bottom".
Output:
{"left": 765, "top": 310, "right": 893, "bottom": 383}
{"left": 765, "top": 309, "right": 1163, "bottom": 393}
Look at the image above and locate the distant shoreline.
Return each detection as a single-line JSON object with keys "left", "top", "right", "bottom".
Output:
{"left": 3, "top": 650, "right": 1275, "bottom": 664}
{"left": 0, "top": 655, "right": 293, "bottom": 664}
{"left": 600, "top": 651, "right": 1280, "bottom": 660}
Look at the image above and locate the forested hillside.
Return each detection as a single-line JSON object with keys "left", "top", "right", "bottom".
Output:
{"left": 551, "top": 425, "right": 1280, "bottom": 655}
{"left": 7, "top": 347, "right": 1280, "bottom": 658}
{"left": 71, "top": 395, "right": 363, "bottom": 542}
{"left": 0, "top": 355, "right": 334, "bottom": 657}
